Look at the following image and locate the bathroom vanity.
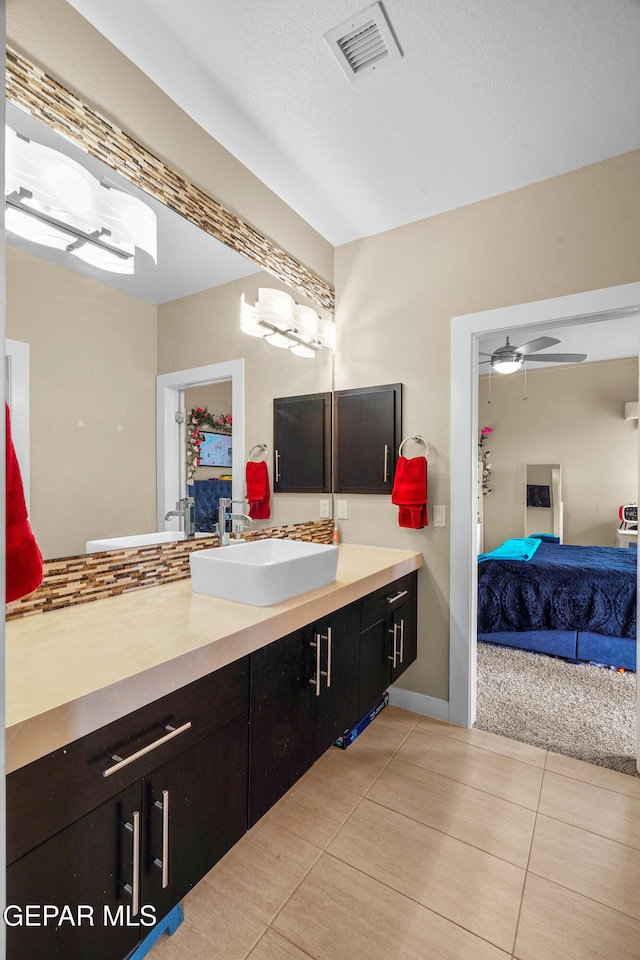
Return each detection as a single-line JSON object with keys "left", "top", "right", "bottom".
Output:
{"left": 5, "top": 544, "right": 421, "bottom": 959}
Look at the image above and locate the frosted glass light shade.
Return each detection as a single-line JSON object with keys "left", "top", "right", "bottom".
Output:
{"left": 240, "top": 288, "right": 335, "bottom": 359}
{"left": 5, "top": 125, "right": 157, "bottom": 268}
{"left": 492, "top": 357, "right": 523, "bottom": 375}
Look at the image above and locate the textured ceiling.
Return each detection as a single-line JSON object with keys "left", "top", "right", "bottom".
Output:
{"left": 65, "top": 0, "right": 640, "bottom": 246}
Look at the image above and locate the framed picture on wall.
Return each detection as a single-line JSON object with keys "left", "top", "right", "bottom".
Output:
{"left": 199, "top": 432, "right": 233, "bottom": 468}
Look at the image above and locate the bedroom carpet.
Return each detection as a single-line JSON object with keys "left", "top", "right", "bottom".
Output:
{"left": 475, "top": 642, "right": 638, "bottom": 776}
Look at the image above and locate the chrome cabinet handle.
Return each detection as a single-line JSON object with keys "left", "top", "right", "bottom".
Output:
{"left": 275, "top": 449, "right": 281, "bottom": 482}
{"left": 123, "top": 810, "right": 140, "bottom": 916}
{"left": 311, "top": 627, "right": 332, "bottom": 694}
{"left": 383, "top": 444, "right": 389, "bottom": 482}
{"left": 386, "top": 589, "right": 408, "bottom": 604}
{"left": 399, "top": 618, "right": 405, "bottom": 664}
{"left": 309, "top": 636, "right": 321, "bottom": 696}
{"left": 387, "top": 623, "right": 398, "bottom": 668}
{"left": 153, "top": 789, "right": 170, "bottom": 888}
{"left": 103, "top": 722, "right": 192, "bottom": 778}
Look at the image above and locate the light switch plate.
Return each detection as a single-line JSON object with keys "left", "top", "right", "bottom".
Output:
{"left": 337, "top": 500, "right": 349, "bottom": 519}
{"left": 433, "top": 505, "right": 446, "bottom": 527}
{"left": 319, "top": 499, "right": 330, "bottom": 519}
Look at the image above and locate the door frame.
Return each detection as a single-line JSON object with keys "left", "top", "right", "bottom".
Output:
{"left": 156, "top": 359, "right": 244, "bottom": 529}
{"left": 449, "top": 281, "right": 640, "bottom": 740}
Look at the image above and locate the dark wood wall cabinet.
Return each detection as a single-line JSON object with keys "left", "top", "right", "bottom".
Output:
{"left": 333, "top": 383, "right": 402, "bottom": 494}
{"left": 273, "top": 392, "right": 332, "bottom": 492}
{"left": 6, "top": 571, "right": 418, "bottom": 959}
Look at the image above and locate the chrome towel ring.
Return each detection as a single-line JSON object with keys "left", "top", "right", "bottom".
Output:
{"left": 398, "top": 435, "right": 429, "bottom": 458}
{"left": 248, "top": 443, "right": 268, "bottom": 461}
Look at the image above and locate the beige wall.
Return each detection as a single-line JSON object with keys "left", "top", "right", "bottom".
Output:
{"left": 6, "top": 247, "right": 157, "bottom": 559}
{"left": 158, "top": 271, "right": 333, "bottom": 529}
{"left": 334, "top": 151, "right": 640, "bottom": 703}
{"left": 6, "top": 0, "right": 334, "bottom": 288}
{"left": 478, "top": 358, "right": 639, "bottom": 551}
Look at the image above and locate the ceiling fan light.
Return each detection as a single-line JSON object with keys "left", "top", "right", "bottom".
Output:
{"left": 491, "top": 356, "right": 523, "bottom": 375}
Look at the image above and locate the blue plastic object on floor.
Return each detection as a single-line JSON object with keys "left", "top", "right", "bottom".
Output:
{"left": 126, "top": 903, "right": 184, "bottom": 960}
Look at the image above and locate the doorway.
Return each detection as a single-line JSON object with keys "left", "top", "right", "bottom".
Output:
{"left": 156, "top": 359, "right": 244, "bottom": 529}
{"left": 449, "top": 281, "right": 640, "bottom": 771}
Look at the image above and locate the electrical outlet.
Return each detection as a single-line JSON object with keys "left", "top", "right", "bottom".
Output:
{"left": 433, "top": 505, "right": 446, "bottom": 527}
{"left": 319, "top": 499, "right": 330, "bottom": 519}
{"left": 337, "top": 500, "right": 349, "bottom": 519}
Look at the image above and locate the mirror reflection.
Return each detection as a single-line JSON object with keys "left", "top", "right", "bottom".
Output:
{"left": 524, "top": 463, "right": 563, "bottom": 542}
{"left": 4, "top": 102, "right": 334, "bottom": 560}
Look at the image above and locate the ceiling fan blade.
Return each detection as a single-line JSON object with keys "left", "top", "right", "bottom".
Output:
{"left": 524, "top": 353, "right": 587, "bottom": 363}
{"left": 478, "top": 352, "right": 494, "bottom": 357}
{"left": 515, "top": 336, "right": 561, "bottom": 355}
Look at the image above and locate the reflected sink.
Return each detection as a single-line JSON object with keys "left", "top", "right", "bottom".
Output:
{"left": 86, "top": 531, "right": 210, "bottom": 553}
{"left": 189, "top": 538, "right": 339, "bottom": 606}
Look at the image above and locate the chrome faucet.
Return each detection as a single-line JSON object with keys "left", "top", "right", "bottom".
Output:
{"left": 217, "top": 498, "right": 254, "bottom": 545}
{"left": 164, "top": 497, "right": 196, "bottom": 538}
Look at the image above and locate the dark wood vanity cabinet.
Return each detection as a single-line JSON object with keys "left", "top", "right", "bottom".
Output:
{"left": 334, "top": 383, "right": 402, "bottom": 494}
{"left": 359, "top": 571, "right": 418, "bottom": 714}
{"left": 273, "top": 392, "right": 332, "bottom": 492}
{"left": 249, "top": 603, "right": 360, "bottom": 826}
{"left": 6, "top": 569, "right": 419, "bottom": 958}
{"left": 6, "top": 659, "right": 250, "bottom": 960}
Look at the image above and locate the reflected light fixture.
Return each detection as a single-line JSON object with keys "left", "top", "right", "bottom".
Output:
{"left": 5, "top": 126, "right": 157, "bottom": 275}
{"left": 241, "top": 288, "right": 336, "bottom": 359}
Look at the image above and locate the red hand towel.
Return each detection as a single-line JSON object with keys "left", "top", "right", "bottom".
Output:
{"left": 6, "top": 403, "right": 44, "bottom": 602}
{"left": 245, "top": 460, "right": 271, "bottom": 520}
{"left": 391, "top": 455, "right": 428, "bottom": 529}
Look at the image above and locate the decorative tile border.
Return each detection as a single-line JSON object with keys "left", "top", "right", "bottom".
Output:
{"left": 5, "top": 46, "right": 335, "bottom": 312}
{"left": 6, "top": 520, "right": 335, "bottom": 621}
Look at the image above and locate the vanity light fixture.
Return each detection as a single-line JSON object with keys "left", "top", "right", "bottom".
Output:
{"left": 241, "top": 288, "right": 336, "bottom": 359}
{"left": 4, "top": 126, "right": 157, "bottom": 275}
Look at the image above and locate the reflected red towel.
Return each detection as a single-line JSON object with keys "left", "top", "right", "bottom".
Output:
{"left": 391, "top": 455, "right": 428, "bottom": 529}
{"left": 245, "top": 460, "right": 271, "bottom": 520}
{"left": 6, "top": 403, "right": 43, "bottom": 602}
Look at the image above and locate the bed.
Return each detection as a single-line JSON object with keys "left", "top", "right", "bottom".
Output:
{"left": 477, "top": 541, "right": 637, "bottom": 670}
{"left": 192, "top": 478, "right": 232, "bottom": 533}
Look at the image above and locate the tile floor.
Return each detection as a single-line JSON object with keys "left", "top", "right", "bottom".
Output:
{"left": 149, "top": 707, "right": 640, "bottom": 960}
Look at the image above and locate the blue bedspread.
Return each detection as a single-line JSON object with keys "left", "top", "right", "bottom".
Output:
{"left": 477, "top": 542, "right": 637, "bottom": 639}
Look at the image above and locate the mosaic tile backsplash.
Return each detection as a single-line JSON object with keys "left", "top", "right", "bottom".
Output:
{"left": 6, "top": 520, "right": 335, "bottom": 621}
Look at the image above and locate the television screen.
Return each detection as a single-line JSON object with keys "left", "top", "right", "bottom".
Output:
{"left": 527, "top": 483, "right": 551, "bottom": 508}
{"left": 199, "top": 432, "right": 232, "bottom": 468}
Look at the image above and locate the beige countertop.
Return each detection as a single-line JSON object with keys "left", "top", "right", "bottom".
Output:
{"left": 6, "top": 544, "right": 422, "bottom": 773}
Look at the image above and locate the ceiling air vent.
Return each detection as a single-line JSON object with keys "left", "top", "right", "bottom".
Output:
{"left": 324, "top": 2, "right": 402, "bottom": 82}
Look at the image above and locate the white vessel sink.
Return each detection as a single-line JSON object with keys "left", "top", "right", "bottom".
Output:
{"left": 189, "top": 538, "right": 339, "bottom": 606}
{"left": 86, "top": 531, "right": 210, "bottom": 553}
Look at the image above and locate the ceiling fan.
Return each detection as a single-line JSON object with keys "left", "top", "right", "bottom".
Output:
{"left": 479, "top": 336, "right": 587, "bottom": 375}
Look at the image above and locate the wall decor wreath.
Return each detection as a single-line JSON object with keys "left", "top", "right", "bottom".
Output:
{"left": 186, "top": 407, "right": 232, "bottom": 485}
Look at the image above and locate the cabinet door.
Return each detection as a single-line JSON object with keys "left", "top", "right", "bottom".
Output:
{"left": 390, "top": 595, "right": 418, "bottom": 684}
{"left": 334, "top": 383, "right": 402, "bottom": 494}
{"left": 249, "top": 631, "right": 316, "bottom": 826}
{"left": 273, "top": 393, "right": 331, "bottom": 492}
{"left": 313, "top": 604, "right": 361, "bottom": 753}
{"left": 143, "top": 711, "right": 248, "bottom": 918}
{"left": 6, "top": 782, "right": 142, "bottom": 960}
{"left": 359, "top": 617, "right": 394, "bottom": 715}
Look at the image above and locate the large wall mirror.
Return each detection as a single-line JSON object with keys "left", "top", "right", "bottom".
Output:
{"left": 5, "top": 55, "right": 335, "bottom": 561}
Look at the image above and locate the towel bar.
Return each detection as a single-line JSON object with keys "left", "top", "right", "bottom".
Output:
{"left": 399, "top": 435, "right": 428, "bottom": 458}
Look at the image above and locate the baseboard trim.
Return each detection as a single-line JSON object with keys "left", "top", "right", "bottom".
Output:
{"left": 388, "top": 686, "right": 450, "bottom": 722}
